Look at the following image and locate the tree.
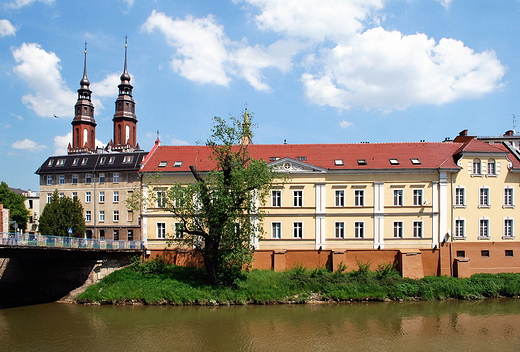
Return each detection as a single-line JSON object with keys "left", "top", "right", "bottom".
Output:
{"left": 0, "top": 181, "right": 30, "bottom": 232}
{"left": 138, "top": 113, "right": 284, "bottom": 285}
{"left": 39, "top": 190, "right": 86, "bottom": 237}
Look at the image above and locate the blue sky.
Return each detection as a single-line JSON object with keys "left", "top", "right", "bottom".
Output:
{"left": 1, "top": 0, "right": 518, "bottom": 190}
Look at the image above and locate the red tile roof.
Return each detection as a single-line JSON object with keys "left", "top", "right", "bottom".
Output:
{"left": 141, "top": 141, "right": 471, "bottom": 172}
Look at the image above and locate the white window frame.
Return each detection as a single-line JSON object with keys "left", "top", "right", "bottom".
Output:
{"left": 99, "top": 173, "right": 105, "bottom": 184}
{"left": 354, "top": 222, "right": 364, "bottom": 238}
{"left": 85, "top": 174, "right": 92, "bottom": 184}
{"left": 455, "top": 186, "right": 466, "bottom": 207}
{"left": 156, "top": 191, "right": 166, "bottom": 208}
{"left": 413, "top": 189, "right": 423, "bottom": 206}
{"left": 46, "top": 175, "right": 53, "bottom": 185}
{"left": 293, "top": 222, "right": 303, "bottom": 239}
{"left": 354, "top": 190, "right": 364, "bottom": 207}
{"left": 157, "top": 223, "right": 166, "bottom": 239}
{"left": 174, "top": 222, "right": 184, "bottom": 239}
{"left": 455, "top": 218, "right": 465, "bottom": 238}
{"left": 46, "top": 193, "right": 52, "bottom": 203}
{"left": 479, "top": 187, "right": 490, "bottom": 208}
{"left": 393, "top": 189, "right": 403, "bottom": 206}
{"left": 272, "top": 190, "right": 281, "bottom": 207}
{"left": 473, "top": 159, "right": 482, "bottom": 175}
{"left": 504, "top": 187, "right": 514, "bottom": 207}
{"left": 293, "top": 190, "right": 303, "bottom": 207}
{"left": 72, "top": 174, "right": 78, "bottom": 185}
{"left": 271, "top": 222, "right": 281, "bottom": 239}
{"left": 113, "top": 191, "right": 119, "bottom": 203}
{"left": 504, "top": 218, "right": 514, "bottom": 239}
{"left": 99, "top": 210, "right": 105, "bottom": 222}
{"left": 393, "top": 221, "right": 403, "bottom": 238}
{"left": 72, "top": 192, "right": 77, "bottom": 200}
{"left": 99, "top": 191, "right": 105, "bottom": 203}
{"left": 335, "top": 190, "right": 345, "bottom": 207}
{"left": 85, "top": 211, "right": 91, "bottom": 222}
{"left": 85, "top": 191, "right": 91, "bottom": 203}
{"left": 479, "top": 218, "right": 490, "bottom": 239}
{"left": 59, "top": 174, "right": 65, "bottom": 185}
{"left": 487, "top": 159, "right": 496, "bottom": 176}
{"left": 335, "top": 222, "right": 345, "bottom": 238}
{"left": 113, "top": 210, "right": 119, "bottom": 222}
{"left": 413, "top": 221, "right": 423, "bottom": 238}
{"left": 113, "top": 172, "right": 120, "bottom": 183}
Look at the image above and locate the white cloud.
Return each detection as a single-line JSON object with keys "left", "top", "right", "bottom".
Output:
{"left": 142, "top": 10, "right": 297, "bottom": 91}
{"left": 91, "top": 73, "right": 120, "bottom": 98}
{"left": 4, "top": 0, "right": 54, "bottom": 10}
{"left": 0, "top": 19, "right": 16, "bottom": 37}
{"left": 122, "top": 0, "right": 134, "bottom": 7}
{"left": 302, "top": 28, "right": 505, "bottom": 111}
{"left": 53, "top": 132, "right": 105, "bottom": 155}
{"left": 12, "top": 138, "right": 46, "bottom": 152}
{"left": 437, "top": 0, "right": 453, "bottom": 9}
{"left": 339, "top": 120, "right": 354, "bottom": 129}
{"left": 12, "top": 43, "right": 76, "bottom": 118}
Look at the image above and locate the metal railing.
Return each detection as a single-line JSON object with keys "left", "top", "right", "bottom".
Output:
{"left": 0, "top": 233, "right": 143, "bottom": 251}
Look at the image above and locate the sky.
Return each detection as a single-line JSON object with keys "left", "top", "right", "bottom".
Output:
{"left": 1, "top": 0, "right": 519, "bottom": 191}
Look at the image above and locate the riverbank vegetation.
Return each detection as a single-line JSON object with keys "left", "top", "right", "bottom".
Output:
{"left": 76, "top": 259, "right": 520, "bottom": 305}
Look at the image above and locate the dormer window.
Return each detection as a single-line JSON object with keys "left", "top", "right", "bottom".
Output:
{"left": 334, "top": 159, "right": 344, "bottom": 166}
{"left": 123, "top": 156, "right": 134, "bottom": 163}
{"left": 270, "top": 157, "right": 280, "bottom": 161}
{"left": 173, "top": 161, "right": 183, "bottom": 167}
{"left": 56, "top": 159, "right": 65, "bottom": 166}
{"left": 159, "top": 161, "right": 168, "bottom": 167}
{"left": 81, "top": 158, "right": 88, "bottom": 165}
{"left": 47, "top": 160, "right": 54, "bottom": 167}
{"left": 411, "top": 158, "right": 421, "bottom": 165}
{"left": 109, "top": 157, "right": 115, "bottom": 164}
{"left": 72, "top": 158, "right": 79, "bottom": 166}
{"left": 100, "top": 157, "right": 106, "bottom": 164}
{"left": 296, "top": 156, "right": 307, "bottom": 161}
{"left": 389, "top": 159, "right": 399, "bottom": 165}
{"left": 357, "top": 159, "right": 367, "bottom": 165}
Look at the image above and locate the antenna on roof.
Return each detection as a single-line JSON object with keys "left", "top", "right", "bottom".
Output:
{"left": 512, "top": 114, "right": 517, "bottom": 134}
{"left": 156, "top": 129, "right": 160, "bottom": 141}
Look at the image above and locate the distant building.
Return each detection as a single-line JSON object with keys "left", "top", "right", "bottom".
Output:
{"left": 36, "top": 42, "right": 146, "bottom": 241}
{"left": 9, "top": 187, "right": 40, "bottom": 233}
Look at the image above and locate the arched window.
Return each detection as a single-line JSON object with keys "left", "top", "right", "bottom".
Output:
{"left": 487, "top": 159, "right": 496, "bottom": 175}
{"left": 473, "top": 159, "right": 481, "bottom": 175}
{"left": 125, "top": 125, "right": 130, "bottom": 144}
{"left": 83, "top": 128, "right": 88, "bottom": 145}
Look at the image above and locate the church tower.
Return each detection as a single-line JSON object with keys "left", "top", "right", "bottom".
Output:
{"left": 111, "top": 38, "right": 138, "bottom": 151}
{"left": 69, "top": 43, "right": 96, "bottom": 154}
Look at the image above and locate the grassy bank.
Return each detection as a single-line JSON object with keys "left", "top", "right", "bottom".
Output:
{"left": 76, "top": 259, "right": 520, "bottom": 305}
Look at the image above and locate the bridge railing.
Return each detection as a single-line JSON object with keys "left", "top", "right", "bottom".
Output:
{"left": 0, "top": 233, "right": 143, "bottom": 251}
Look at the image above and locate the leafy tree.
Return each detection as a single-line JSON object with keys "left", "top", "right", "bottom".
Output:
{"left": 39, "top": 190, "right": 86, "bottom": 237}
{"left": 135, "top": 113, "right": 284, "bottom": 285}
{"left": 0, "top": 181, "right": 30, "bottom": 232}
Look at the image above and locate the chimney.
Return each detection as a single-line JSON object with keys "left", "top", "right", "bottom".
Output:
{"left": 504, "top": 130, "right": 514, "bottom": 136}
{"left": 459, "top": 129, "right": 468, "bottom": 136}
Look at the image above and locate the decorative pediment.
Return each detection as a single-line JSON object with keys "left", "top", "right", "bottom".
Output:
{"left": 270, "top": 157, "right": 327, "bottom": 173}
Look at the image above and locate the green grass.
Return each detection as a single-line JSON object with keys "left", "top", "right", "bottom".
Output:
{"left": 76, "top": 259, "right": 520, "bottom": 305}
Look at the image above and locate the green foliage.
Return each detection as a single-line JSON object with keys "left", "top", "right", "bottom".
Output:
{"left": 39, "top": 190, "right": 85, "bottom": 237}
{"left": 139, "top": 113, "right": 285, "bottom": 286}
{"left": 0, "top": 181, "right": 30, "bottom": 231}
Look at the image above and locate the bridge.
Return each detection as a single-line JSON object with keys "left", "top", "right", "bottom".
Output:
{"left": 0, "top": 233, "right": 144, "bottom": 308}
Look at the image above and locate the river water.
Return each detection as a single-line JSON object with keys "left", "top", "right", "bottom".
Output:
{"left": 1, "top": 300, "right": 519, "bottom": 351}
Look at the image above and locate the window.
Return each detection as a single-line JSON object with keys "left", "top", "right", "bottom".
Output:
{"left": 99, "top": 191, "right": 105, "bottom": 203}
{"left": 293, "top": 190, "right": 303, "bottom": 207}
{"left": 504, "top": 219, "right": 514, "bottom": 238}
{"left": 174, "top": 161, "right": 183, "bottom": 167}
{"left": 393, "top": 222, "right": 403, "bottom": 238}
{"left": 456, "top": 250, "right": 466, "bottom": 258}
{"left": 113, "top": 173, "right": 120, "bottom": 183}
{"left": 47, "top": 159, "right": 54, "bottom": 167}
{"left": 479, "top": 219, "right": 490, "bottom": 238}
{"left": 157, "top": 223, "right": 166, "bottom": 239}
{"left": 72, "top": 192, "right": 77, "bottom": 200}
{"left": 72, "top": 158, "right": 79, "bottom": 166}
{"left": 113, "top": 210, "right": 119, "bottom": 222}
{"left": 72, "top": 174, "right": 78, "bottom": 184}
{"left": 335, "top": 222, "right": 345, "bottom": 238}
{"left": 81, "top": 158, "right": 88, "bottom": 165}
{"left": 293, "top": 222, "right": 303, "bottom": 238}
{"left": 159, "top": 161, "right": 168, "bottom": 167}
{"left": 354, "top": 222, "right": 364, "bottom": 238}
{"left": 455, "top": 187, "right": 465, "bottom": 207}
{"left": 506, "top": 250, "right": 514, "bottom": 257}
{"left": 413, "top": 189, "right": 423, "bottom": 206}
{"left": 113, "top": 191, "right": 119, "bottom": 203}
{"left": 335, "top": 190, "right": 345, "bottom": 207}
{"left": 272, "top": 190, "right": 281, "bottom": 207}
{"left": 355, "top": 190, "right": 364, "bottom": 207}
{"left": 59, "top": 192, "right": 64, "bottom": 198}
{"left": 479, "top": 187, "right": 490, "bottom": 207}
{"left": 99, "top": 173, "right": 105, "bottom": 184}
{"left": 393, "top": 190, "right": 403, "bottom": 206}
{"left": 85, "top": 173, "right": 92, "bottom": 184}
{"left": 455, "top": 219, "right": 465, "bottom": 238}
{"left": 296, "top": 156, "right": 307, "bottom": 161}
{"left": 109, "top": 157, "right": 115, "bottom": 164}
{"left": 56, "top": 159, "right": 65, "bottom": 166}
{"left": 85, "top": 192, "right": 91, "bottom": 203}
{"left": 272, "top": 222, "right": 281, "bottom": 239}
{"left": 47, "top": 193, "right": 52, "bottom": 203}
{"left": 99, "top": 230, "right": 105, "bottom": 240}
{"left": 487, "top": 159, "right": 496, "bottom": 175}
{"left": 59, "top": 175, "right": 65, "bottom": 184}
{"left": 123, "top": 156, "right": 134, "bottom": 163}
{"left": 481, "top": 250, "right": 490, "bottom": 257}
{"left": 410, "top": 158, "right": 421, "bottom": 165}
{"left": 413, "top": 221, "right": 423, "bottom": 238}
{"left": 389, "top": 159, "right": 399, "bottom": 165}
{"left": 174, "top": 222, "right": 184, "bottom": 239}
{"left": 504, "top": 187, "right": 514, "bottom": 207}
{"left": 128, "top": 230, "right": 134, "bottom": 241}
{"left": 114, "top": 230, "right": 119, "bottom": 241}
{"left": 127, "top": 210, "right": 134, "bottom": 222}
{"left": 99, "top": 211, "right": 105, "bottom": 222}
{"left": 334, "top": 159, "right": 344, "bottom": 166}
{"left": 85, "top": 211, "right": 91, "bottom": 222}
{"left": 473, "top": 159, "right": 482, "bottom": 175}
{"left": 156, "top": 191, "right": 166, "bottom": 208}
{"left": 46, "top": 175, "right": 53, "bottom": 185}
{"left": 357, "top": 159, "right": 367, "bottom": 165}
{"left": 100, "top": 157, "right": 106, "bottom": 165}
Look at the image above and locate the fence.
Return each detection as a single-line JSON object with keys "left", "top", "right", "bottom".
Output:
{"left": 0, "top": 233, "right": 143, "bottom": 251}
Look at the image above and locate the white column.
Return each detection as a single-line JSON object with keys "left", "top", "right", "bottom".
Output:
{"left": 438, "top": 172, "right": 448, "bottom": 247}
{"left": 374, "top": 182, "right": 384, "bottom": 249}
{"left": 141, "top": 184, "right": 149, "bottom": 248}
{"left": 315, "top": 183, "right": 326, "bottom": 249}
{"left": 432, "top": 181, "right": 439, "bottom": 248}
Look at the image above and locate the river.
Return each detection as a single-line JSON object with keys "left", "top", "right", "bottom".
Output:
{"left": 1, "top": 300, "right": 519, "bottom": 351}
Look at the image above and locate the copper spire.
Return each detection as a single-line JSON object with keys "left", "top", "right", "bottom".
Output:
{"left": 120, "top": 36, "right": 131, "bottom": 84}
{"left": 79, "top": 41, "right": 90, "bottom": 90}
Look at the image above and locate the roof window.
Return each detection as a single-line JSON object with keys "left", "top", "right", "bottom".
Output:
{"left": 410, "top": 158, "right": 421, "bottom": 165}
{"left": 56, "top": 159, "right": 65, "bottom": 166}
{"left": 100, "top": 157, "right": 106, "bottom": 164}
{"left": 72, "top": 158, "right": 79, "bottom": 166}
{"left": 334, "top": 159, "right": 344, "bottom": 166}
{"left": 357, "top": 159, "right": 367, "bottom": 166}
{"left": 158, "top": 161, "right": 168, "bottom": 167}
{"left": 109, "top": 157, "right": 115, "bottom": 164}
{"left": 296, "top": 156, "right": 307, "bottom": 161}
{"left": 81, "top": 158, "right": 88, "bottom": 165}
{"left": 389, "top": 159, "right": 399, "bottom": 165}
{"left": 173, "top": 161, "right": 183, "bottom": 167}
{"left": 270, "top": 157, "right": 280, "bottom": 161}
{"left": 47, "top": 160, "right": 54, "bottom": 167}
{"left": 123, "top": 156, "right": 134, "bottom": 163}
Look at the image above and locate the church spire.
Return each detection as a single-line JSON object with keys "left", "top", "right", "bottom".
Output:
{"left": 112, "top": 36, "right": 138, "bottom": 151}
{"left": 69, "top": 42, "right": 96, "bottom": 154}
{"left": 240, "top": 107, "right": 253, "bottom": 145}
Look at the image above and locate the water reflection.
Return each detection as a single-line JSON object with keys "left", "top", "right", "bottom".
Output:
{"left": 1, "top": 300, "right": 520, "bottom": 351}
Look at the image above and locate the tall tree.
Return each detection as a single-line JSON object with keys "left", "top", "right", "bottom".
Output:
{"left": 0, "top": 181, "right": 29, "bottom": 232}
{"left": 138, "top": 113, "right": 283, "bottom": 285}
{"left": 39, "top": 190, "right": 86, "bottom": 237}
